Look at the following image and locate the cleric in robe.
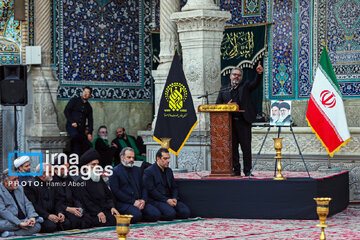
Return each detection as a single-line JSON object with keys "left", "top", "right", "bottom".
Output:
{"left": 77, "top": 149, "right": 119, "bottom": 227}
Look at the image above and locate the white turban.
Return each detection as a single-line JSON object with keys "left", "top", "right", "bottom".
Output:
{"left": 14, "top": 156, "right": 30, "bottom": 168}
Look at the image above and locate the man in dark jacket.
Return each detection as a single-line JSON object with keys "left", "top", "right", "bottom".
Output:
{"left": 216, "top": 62, "right": 263, "bottom": 176}
{"left": 78, "top": 149, "right": 119, "bottom": 227}
{"left": 52, "top": 159, "right": 93, "bottom": 229}
{"left": 64, "top": 86, "right": 93, "bottom": 157}
{"left": 109, "top": 147, "right": 160, "bottom": 223}
{"left": 93, "top": 126, "right": 118, "bottom": 167}
{"left": 143, "top": 148, "right": 190, "bottom": 221}
{"left": 24, "top": 164, "right": 71, "bottom": 233}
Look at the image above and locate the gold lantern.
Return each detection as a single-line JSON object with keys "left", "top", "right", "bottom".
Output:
{"left": 273, "top": 138, "right": 286, "bottom": 180}
{"left": 115, "top": 214, "right": 133, "bottom": 240}
{"left": 314, "top": 197, "right": 332, "bottom": 240}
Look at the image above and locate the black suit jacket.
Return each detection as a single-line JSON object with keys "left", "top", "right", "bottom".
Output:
{"left": 216, "top": 74, "right": 262, "bottom": 124}
{"left": 94, "top": 138, "right": 118, "bottom": 167}
{"left": 109, "top": 164, "right": 147, "bottom": 211}
{"left": 52, "top": 175, "right": 83, "bottom": 213}
{"left": 24, "top": 177, "right": 63, "bottom": 219}
{"left": 143, "top": 163, "right": 178, "bottom": 203}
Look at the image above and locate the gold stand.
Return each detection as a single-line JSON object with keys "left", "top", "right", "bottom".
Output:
{"left": 314, "top": 197, "right": 332, "bottom": 240}
{"left": 273, "top": 138, "right": 286, "bottom": 180}
{"left": 116, "top": 215, "right": 133, "bottom": 240}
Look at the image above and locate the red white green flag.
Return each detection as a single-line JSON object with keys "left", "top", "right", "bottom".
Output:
{"left": 306, "top": 47, "right": 351, "bottom": 157}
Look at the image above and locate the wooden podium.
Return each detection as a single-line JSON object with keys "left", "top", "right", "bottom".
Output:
{"left": 198, "top": 104, "right": 244, "bottom": 177}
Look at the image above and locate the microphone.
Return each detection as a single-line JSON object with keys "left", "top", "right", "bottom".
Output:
{"left": 230, "top": 81, "right": 238, "bottom": 91}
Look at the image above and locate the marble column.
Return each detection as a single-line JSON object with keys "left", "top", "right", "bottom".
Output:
{"left": 26, "top": 0, "right": 67, "bottom": 157}
{"left": 171, "top": 0, "right": 231, "bottom": 131}
{"left": 152, "top": 0, "right": 180, "bottom": 127}
{"left": 139, "top": 0, "right": 230, "bottom": 172}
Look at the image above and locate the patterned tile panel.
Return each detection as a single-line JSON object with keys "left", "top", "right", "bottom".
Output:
{"left": 297, "top": 0, "right": 312, "bottom": 98}
{"left": 220, "top": 0, "right": 266, "bottom": 25}
{"left": 57, "top": 0, "right": 152, "bottom": 100}
{"left": 314, "top": 0, "right": 360, "bottom": 97}
{"left": 0, "top": 0, "right": 21, "bottom": 64}
{"left": 267, "top": 0, "right": 295, "bottom": 99}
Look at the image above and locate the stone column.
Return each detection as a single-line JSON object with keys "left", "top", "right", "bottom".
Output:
{"left": 26, "top": 0, "right": 67, "bottom": 157}
{"left": 139, "top": 0, "right": 230, "bottom": 172}
{"left": 30, "top": 0, "right": 59, "bottom": 136}
{"left": 152, "top": 0, "right": 180, "bottom": 127}
{"left": 171, "top": 0, "right": 231, "bottom": 131}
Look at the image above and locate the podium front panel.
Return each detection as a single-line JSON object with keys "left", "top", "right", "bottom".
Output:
{"left": 210, "top": 112, "right": 233, "bottom": 175}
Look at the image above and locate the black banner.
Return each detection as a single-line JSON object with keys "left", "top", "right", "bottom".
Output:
{"left": 153, "top": 51, "right": 197, "bottom": 155}
{"left": 221, "top": 25, "right": 266, "bottom": 74}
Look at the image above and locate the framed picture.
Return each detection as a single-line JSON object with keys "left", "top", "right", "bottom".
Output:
{"left": 270, "top": 100, "right": 292, "bottom": 126}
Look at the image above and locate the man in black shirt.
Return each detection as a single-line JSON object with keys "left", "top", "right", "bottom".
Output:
{"left": 52, "top": 159, "right": 93, "bottom": 229}
{"left": 93, "top": 126, "right": 118, "bottom": 167}
{"left": 216, "top": 62, "right": 263, "bottom": 176}
{"left": 64, "top": 87, "right": 93, "bottom": 157}
{"left": 24, "top": 164, "right": 72, "bottom": 233}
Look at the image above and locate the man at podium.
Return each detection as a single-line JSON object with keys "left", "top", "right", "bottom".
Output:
{"left": 216, "top": 62, "right": 263, "bottom": 176}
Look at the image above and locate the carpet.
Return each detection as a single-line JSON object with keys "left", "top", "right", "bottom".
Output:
{"left": 173, "top": 170, "right": 343, "bottom": 180}
{"left": 11, "top": 206, "right": 360, "bottom": 240}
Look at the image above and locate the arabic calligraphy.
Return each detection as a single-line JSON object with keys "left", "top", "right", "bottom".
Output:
{"left": 221, "top": 31, "right": 254, "bottom": 60}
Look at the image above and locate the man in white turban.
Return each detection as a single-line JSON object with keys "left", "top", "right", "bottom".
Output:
{"left": 14, "top": 156, "right": 32, "bottom": 183}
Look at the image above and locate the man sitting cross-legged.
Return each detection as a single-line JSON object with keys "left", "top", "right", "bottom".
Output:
{"left": 0, "top": 169, "right": 41, "bottom": 238}
{"left": 109, "top": 147, "right": 160, "bottom": 223}
{"left": 78, "top": 149, "right": 119, "bottom": 227}
{"left": 52, "top": 158, "right": 93, "bottom": 229}
{"left": 25, "top": 164, "right": 72, "bottom": 233}
{"left": 143, "top": 148, "right": 191, "bottom": 221}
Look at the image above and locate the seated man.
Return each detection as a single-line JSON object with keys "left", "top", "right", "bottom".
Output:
{"left": 52, "top": 158, "right": 93, "bottom": 229}
{"left": 0, "top": 169, "right": 41, "bottom": 238}
{"left": 112, "top": 127, "right": 146, "bottom": 164}
{"left": 93, "top": 125, "right": 118, "bottom": 167}
{"left": 143, "top": 148, "right": 191, "bottom": 221}
{"left": 24, "top": 164, "right": 71, "bottom": 233}
{"left": 14, "top": 156, "right": 32, "bottom": 183}
{"left": 78, "top": 149, "right": 119, "bottom": 227}
{"left": 109, "top": 147, "right": 160, "bottom": 223}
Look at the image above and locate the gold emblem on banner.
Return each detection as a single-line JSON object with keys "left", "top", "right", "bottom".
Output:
{"left": 165, "top": 82, "right": 188, "bottom": 112}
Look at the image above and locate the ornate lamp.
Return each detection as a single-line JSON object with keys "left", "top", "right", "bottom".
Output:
{"left": 115, "top": 214, "right": 133, "bottom": 240}
{"left": 313, "top": 197, "right": 332, "bottom": 240}
{"left": 273, "top": 138, "right": 286, "bottom": 180}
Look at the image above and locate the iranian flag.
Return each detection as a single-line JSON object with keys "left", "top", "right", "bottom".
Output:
{"left": 306, "top": 47, "right": 351, "bottom": 157}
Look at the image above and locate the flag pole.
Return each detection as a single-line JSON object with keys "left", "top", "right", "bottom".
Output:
{"left": 327, "top": 155, "right": 331, "bottom": 169}
{"left": 175, "top": 155, "right": 179, "bottom": 169}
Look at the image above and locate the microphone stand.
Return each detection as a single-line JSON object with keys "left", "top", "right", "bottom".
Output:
{"left": 197, "top": 86, "right": 233, "bottom": 104}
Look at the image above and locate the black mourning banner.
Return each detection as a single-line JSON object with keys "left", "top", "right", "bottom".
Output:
{"left": 221, "top": 25, "right": 266, "bottom": 80}
{"left": 153, "top": 51, "right": 197, "bottom": 155}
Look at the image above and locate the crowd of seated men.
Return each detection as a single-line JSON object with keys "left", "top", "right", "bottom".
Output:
{"left": 0, "top": 148, "right": 190, "bottom": 237}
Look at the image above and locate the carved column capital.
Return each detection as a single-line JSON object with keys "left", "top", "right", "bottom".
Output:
{"left": 182, "top": 0, "right": 218, "bottom": 11}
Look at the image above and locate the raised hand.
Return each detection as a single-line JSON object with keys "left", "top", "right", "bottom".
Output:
{"left": 256, "top": 61, "right": 263, "bottom": 74}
